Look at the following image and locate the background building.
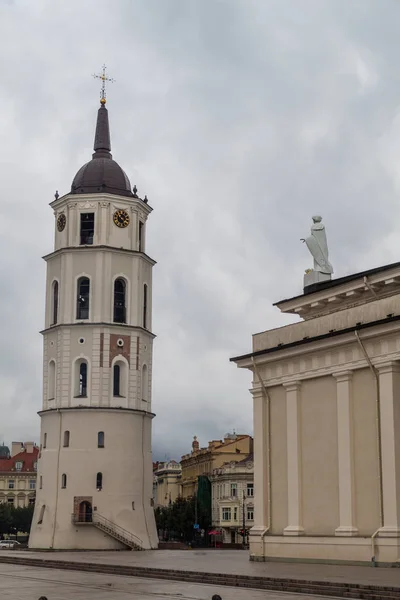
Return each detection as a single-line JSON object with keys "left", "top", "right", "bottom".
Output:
{"left": 154, "top": 460, "right": 182, "bottom": 507}
{"left": 210, "top": 454, "right": 254, "bottom": 544}
{"left": 29, "top": 89, "right": 158, "bottom": 550}
{"left": 0, "top": 442, "right": 38, "bottom": 507}
{"left": 180, "top": 434, "right": 253, "bottom": 499}
{"left": 232, "top": 261, "right": 400, "bottom": 565}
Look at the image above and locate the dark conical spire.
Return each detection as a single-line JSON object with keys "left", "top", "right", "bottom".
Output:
{"left": 93, "top": 104, "right": 111, "bottom": 159}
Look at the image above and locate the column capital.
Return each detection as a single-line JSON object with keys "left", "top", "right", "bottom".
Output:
{"left": 332, "top": 370, "right": 353, "bottom": 382}
{"left": 283, "top": 381, "right": 301, "bottom": 392}
{"left": 376, "top": 360, "right": 400, "bottom": 375}
{"left": 250, "top": 386, "right": 264, "bottom": 399}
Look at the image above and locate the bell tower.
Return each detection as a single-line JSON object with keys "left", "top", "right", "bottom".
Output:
{"left": 29, "top": 82, "right": 158, "bottom": 550}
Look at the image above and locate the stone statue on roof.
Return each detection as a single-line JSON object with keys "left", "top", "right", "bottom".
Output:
{"left": 301, "top": 216, "right": 333, "bottom": 288}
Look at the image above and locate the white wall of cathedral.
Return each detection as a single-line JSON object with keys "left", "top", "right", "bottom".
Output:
{"left": 42, "top": 326, "right": 153, "bottom": 412}
{"left": 30, "top": 408, "right": 157, "bottom": 550}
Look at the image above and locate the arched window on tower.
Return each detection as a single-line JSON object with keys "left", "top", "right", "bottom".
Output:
{"left": 76, "top": 277, "right": 90, "bottom": 320}
{"left": 98, "top": 431, "right": 104, "bottom": 448}
{"left": 141, "top": 364, "right": 148, "bottom": 402}
{"left": 63, "top": 431, "right": 70, "bottom": 447}
{"left": 113, "top": 278, "right": 126, "bottom": 323}
{"left": 143, "top": 284, "right": 148, "bottom": 329}
{"left": 112, "top": 360, "right": 127, "bottom": 398}
{"left": 113, "top": 364, "right": 121, "bottom": 396}
{"left": 74, "top": 359, "right": 89, "bottom": 398}
{"left": 61, "top": 474, "right": 67, "bottom": 489}
{"left": 52, "top": 281, "right": 59, "bottom": 325}
{"left": 48, "top": 360, "right": 56, "bottom": 400}
{"left": 96, "top": 472, "right": 103, "bottom": 490}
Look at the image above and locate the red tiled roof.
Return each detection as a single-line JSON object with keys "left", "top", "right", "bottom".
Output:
{"left": 0, "top": 447, "right": 39, "bottom": 474}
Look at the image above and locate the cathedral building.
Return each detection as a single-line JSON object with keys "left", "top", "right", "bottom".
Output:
{"left": 28, "top": 90, "right": 158, "bottom": 550}
{"left": 232, "top": 219, "right": 400, "bottom": 565}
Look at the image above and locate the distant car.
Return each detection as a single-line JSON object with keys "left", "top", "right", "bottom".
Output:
{"left": 0, "top": 540, "right": 20, "bottom": 548}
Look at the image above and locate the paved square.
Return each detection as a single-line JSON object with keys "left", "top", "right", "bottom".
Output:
{"left": 0, "top": 563, "right": 320, "bottom": 600}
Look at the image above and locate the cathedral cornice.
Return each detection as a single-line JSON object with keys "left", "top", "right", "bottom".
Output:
{"left": 42, "top": 245, "right": 156, "bottom": 266}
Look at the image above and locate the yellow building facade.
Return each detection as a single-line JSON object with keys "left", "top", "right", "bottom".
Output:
{"left": 180, "top": 434, "right": 253, "bottom": 499}
{"left": 154, "top": 461, "right": 182, "bottom": 507}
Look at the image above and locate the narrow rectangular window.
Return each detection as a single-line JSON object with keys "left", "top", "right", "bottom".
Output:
{"left": 43, "top": 433, "right": 47, "bottom": 448}
{"left": 143, "top": 284, "right": 147, "bottom": 329}
{"left": 246, "top": 483, "right": 254, "bottom": 497}
{"left": 8, "top": 480, "right": 14, "bottom": 489}
{"left": 138, "top": 221, "right": 143, "bottom": 252}
{"left": 29, "top": 480, "right": 36, "bottom": 490}
{"left": 80, "top": 213, "right": 95, "bottom": 245}
{"left": 231, "top": 483, "right": 237, "bottom": 497}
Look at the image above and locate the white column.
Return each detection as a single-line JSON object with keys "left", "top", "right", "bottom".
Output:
{"left": 333, "top": 370, "right": 358, "bottom": 536}
{"left": 377, "top": 361, "right": 400, "bottom": 536}
{"left": 284, "top": 382, "right": 304, "bottom": 535}
{"left": 249, "top": 388, "right": 269, "bottom": 537}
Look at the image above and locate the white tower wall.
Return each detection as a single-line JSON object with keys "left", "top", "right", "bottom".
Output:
{"left": 29, "top": 102, "right": 158, "bottom": 550}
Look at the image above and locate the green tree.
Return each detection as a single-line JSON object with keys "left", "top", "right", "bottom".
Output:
{"left": 11, "top": 505, "right": 34, "bottom": 534}
{"left": 0, "top": 504, "right": 12, "bottom": 537}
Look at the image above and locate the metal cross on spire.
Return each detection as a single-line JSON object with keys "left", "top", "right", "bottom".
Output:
{"left": 92, "top": 64, "right": 115, "bottom": 105}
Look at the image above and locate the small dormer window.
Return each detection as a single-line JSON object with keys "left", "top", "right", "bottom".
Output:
{"left": 15, "top": 462, "right": 23, "bottom": 471}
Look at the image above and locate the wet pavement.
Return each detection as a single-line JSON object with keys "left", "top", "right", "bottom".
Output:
{"left": 0, "top": 563, "right": 322, "bottom": 600}
{"left": 1, "top": 548, "right": 399, "bottom": 587}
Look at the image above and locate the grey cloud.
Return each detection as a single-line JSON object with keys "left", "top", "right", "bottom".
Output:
{"left": 1, "top": 0, "right": 400, "bottom": 459}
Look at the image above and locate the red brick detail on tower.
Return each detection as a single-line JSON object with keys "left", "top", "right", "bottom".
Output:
{"left": 109, "top": 334, "right": 131, "bottom": 367}
{"left": 99, "top": 333, "right": 104, "bottom": 368}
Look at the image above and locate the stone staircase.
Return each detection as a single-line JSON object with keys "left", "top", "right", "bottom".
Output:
{"left": 92, "top": 512, "right": 143, "bottom": 551}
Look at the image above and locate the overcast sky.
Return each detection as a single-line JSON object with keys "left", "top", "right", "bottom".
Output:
{"left": 1, "top": 0, "right": 400, "bottom": 460}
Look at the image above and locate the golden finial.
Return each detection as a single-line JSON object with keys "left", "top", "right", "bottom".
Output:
{"left": 92, "top": 64, "right": 115, "bottom": 105}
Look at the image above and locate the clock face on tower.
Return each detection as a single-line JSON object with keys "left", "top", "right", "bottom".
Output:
{"left": 57, "top": 213, "right": 66, "bottom": 232}
{"left": 113, "top": 209, "right": 130, "bottom": 229}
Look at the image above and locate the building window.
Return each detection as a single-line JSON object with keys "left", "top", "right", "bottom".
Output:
{"left": 247, "top": 509, "right": 254, "bottom": 521}
{"left": 230, "top": 483, "right": 237, "bottom": 497}
{"left": 40, "top": 476, "right": 43, "bottom": 489}
{"left": 29, "top": 480, "right": 36, "bottom": 490}
{"left": 98, "top": 431, "right": 104, "bottom": 448}
{"left": 61, "top": 474, "right": 67, "bottom": 489}
{"left": 76, "top": 277, "right": 90, "bottom": 320}
{"left": 222, "top": 507, "right": 231, "bottom": 521}
{"left": 113, "top": 278, "right": 126, "bottom": 323}
{"left": 113, "top": 364, "right": 121, "bottom": 396}
{"left": 143, "top": 284, "right": 148, "bottom": 329}
{"left": 38, "top": 504, "right": 45, "bottom": 524}
{"left": 7, "top": 497, "right": 14, "bottom": 505}
{"left": 8, "top": 480, "right": 14, "bottom": 490}
{"left": 80, "top": 213, "right": 94, "bottom": 245}
{"left": 247, "top": 483, "right": 254, "bottom": 497}
{"left": 52, "top": 280, "right": 59, "bottom": 325}
{"left": 138, "top": 221, "right": 144, "bottom": 252}
{"left": 63, "top": 430, "right": 70, "bottom": 448}
{"left": 234, "top": 507, "right": 238, "bottom": 521}
{"left": 48, "top": 360, "right": 56, "bottom": 400}
{"left": 43, "top": 433, "right": 47, "bottom": 448}
{"left": 15, "top": 462, "right": 23, "bottom": 471}
{"left": 78, "top": 361, "right": 88, "bottom": 397}
{"left": 141, "top": 364, "right": 148, "bottom": 402}
{"left": 96, "top": 472, "right": 103, "bottom": 490}
{"left": 28, "top": 497, "right": 35, "bottom": 505}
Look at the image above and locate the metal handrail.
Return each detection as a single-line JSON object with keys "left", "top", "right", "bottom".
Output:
{"left": 93, "top": 512, "right": 143, "bottom": 548}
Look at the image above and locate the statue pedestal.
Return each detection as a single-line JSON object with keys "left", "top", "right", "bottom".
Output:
{"left": 304, "top": 270, "right": 331, "bottom": 289}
